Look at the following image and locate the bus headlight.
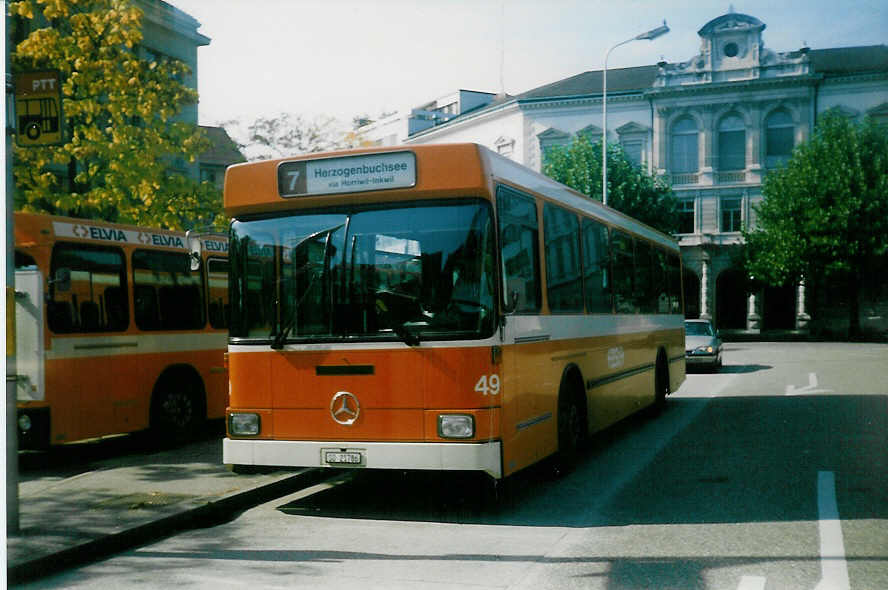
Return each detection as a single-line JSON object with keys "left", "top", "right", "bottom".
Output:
{"left": 438, "top": 414, "right": 474, "bottom": 439}
{"left": 229, "top": 413, "right": 260, "bottom": 436}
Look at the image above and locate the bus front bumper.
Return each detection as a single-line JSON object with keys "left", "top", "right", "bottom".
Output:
{"left": 223, "top": 438, "right": 503, "bottom": 480}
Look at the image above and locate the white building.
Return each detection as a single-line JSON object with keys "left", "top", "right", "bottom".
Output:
{"left": 362, "top": 12, "right": 888, "bottom": 336}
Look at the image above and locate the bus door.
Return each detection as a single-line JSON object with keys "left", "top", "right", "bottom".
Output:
{"left": 15, "top": 268, "right": 46, "bottom": 404}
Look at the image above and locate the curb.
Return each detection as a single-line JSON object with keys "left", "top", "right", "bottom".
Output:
{"left": 8, "top": 468, "right": 332, "bottom": 585}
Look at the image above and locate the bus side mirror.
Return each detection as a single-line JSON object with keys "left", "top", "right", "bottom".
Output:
{"left": 52, "top": 268, "right": 71, "bottom": 292}
{"left": 185, "top": 230, "right": 202, "bottom": 271}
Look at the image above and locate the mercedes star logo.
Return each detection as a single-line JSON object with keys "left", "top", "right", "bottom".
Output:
{"left": 330, "top": 391, "right": 360, "bottom": 425}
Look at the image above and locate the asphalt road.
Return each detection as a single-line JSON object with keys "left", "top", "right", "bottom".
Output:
{"left": 16, "top": 342, "right": 888, "bottom": 590}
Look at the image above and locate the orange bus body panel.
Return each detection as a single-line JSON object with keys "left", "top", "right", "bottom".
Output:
{"left": 229, "top": 345, "right": 500, "bottom": 443}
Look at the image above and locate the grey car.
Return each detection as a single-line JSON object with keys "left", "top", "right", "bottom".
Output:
{"left": 685, "top": 319, "right": 722, "bottom": 371}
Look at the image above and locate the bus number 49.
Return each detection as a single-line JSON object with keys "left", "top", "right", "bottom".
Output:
{"left": 474, "top": 374, "right": 500, "bottom": 396}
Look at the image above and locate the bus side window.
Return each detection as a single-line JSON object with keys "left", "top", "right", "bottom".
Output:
{"left": 104, "top": 286, "right": 128, "bottom": 330}
{"left": 543, "top": 203, "right": 583, "bottom": 313}
{"left": 80, "top": 301, "right": 100, "bottom": 331}
{"left": 206, "top": 258, "right": 229, "bottom": 329}
{"left": 497, "top": 186, "right": 541, "bottom": 313}
{"left": 133, "top": 250, "right": 205, "bottom": 331}
{"left": 610, "top": 230, "right": 637, "bottom": 314}
{"left": 582, "top": 219, "right": 612, "bottom": 313}
{"left": 49, "top": 243, "right": 127, "bottom": 334}
{"left": 134, "top": 285, "right": 160, "bottom": 330}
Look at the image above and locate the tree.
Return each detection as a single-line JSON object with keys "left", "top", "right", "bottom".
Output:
{"left": 743, "top": 111, "right": 888, "bottom": 338}
{"left": 221, "top": 112, "right": 372, "bottom": 161}
{"left": 10, "top": 0, "right": 221, "bottom": 229}
{"left": 543, "top": 135, "right": 679, "bottom": 235}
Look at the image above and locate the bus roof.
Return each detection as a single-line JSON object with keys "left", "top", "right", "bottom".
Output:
{"left": 224, "top": 143, "right": 678, "bottom": 253}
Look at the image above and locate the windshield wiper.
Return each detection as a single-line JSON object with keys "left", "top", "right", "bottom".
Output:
{"left": 374, "top": 297, "right": 420, "bottom": 346}
{"left": 270, "top": 224, "right": 343, "bottom": 350}
{"left": 392, "top": 321, "right": 421, "bottom": 346}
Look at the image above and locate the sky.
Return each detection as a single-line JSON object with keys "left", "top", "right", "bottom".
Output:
{"left": 171, "top": 0, "right": 887, "bottom": 127}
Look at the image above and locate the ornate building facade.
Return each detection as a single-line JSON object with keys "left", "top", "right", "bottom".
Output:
{"left": 364, "top": 12, "right": 888, "bottom": 336}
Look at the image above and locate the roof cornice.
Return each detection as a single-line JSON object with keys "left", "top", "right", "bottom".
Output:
{"left": 645, "top": 74, "right": 825, "bottom": 98}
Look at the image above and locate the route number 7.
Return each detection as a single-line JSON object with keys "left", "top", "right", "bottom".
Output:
{"left": 286, "top": 171, "right": 301, "bottom": 191}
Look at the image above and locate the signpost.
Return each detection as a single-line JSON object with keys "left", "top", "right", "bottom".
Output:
{"left": 14, "top": 70, "right": 63, "bottom": 147}
{"left": 8, "top": 69, "right": 63, "bottom": 534}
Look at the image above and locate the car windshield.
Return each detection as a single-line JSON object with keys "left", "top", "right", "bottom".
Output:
{"left": 685, "top": 321, "right": 714, "bottom": 336}
{"left": 229, "top": 199, "right": 496, "bottom": 344}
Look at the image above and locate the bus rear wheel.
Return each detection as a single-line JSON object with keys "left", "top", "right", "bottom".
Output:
{"left": 653, "top": 350, "right": 670, "bottom": 413}
{"left": 151, "top": 376, "right": 204, "bottom": 443}
{"left": 555, "top": 381, "right": 586, "bottom": 476}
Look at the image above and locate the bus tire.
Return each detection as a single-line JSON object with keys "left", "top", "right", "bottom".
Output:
{"left": 150, "top": 367, "right": 205, "bottom": 444}
{"left": 554, "top": 369, "right": 587, "bottom": 476}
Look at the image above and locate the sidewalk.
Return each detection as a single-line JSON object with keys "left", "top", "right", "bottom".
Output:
{"left": 6, "top": 434, "right": 325, "bottom": 585}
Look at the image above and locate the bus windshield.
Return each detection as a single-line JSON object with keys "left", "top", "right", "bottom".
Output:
{"left": 229, "top": 199, "right": 496, "bottom": 344}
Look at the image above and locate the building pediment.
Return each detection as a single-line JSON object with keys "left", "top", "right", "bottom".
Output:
{"left": 537, "top": 127, "right": 570, "bottom": 140}
{"left": 616, "top": 122, "right": 650, "bottom": 136}
{"left": 698, "top": 13, "right": 765, "bottom": 37}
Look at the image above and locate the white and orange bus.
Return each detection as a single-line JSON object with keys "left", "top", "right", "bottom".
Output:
{"left": 14, "top": 212, "right": 229, "bottom": 448}
{"left": 221, "top": 143, "right": 684, "bottom": 481}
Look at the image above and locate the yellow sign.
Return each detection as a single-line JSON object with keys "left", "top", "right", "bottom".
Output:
{"left": 14, "top": 71, "right": 63, "bottom": 147}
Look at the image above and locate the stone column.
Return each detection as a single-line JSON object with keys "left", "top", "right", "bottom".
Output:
{"left": 700, "top": 257, "right": 711, "bottom": 320}
{"left": 700, "top": 106, "right": 715, "bottom": 186}
{"left": 747, "top": 291, "right": 761, "bottom": 331}
{"left": 796, "top": 280, "right": 811, "bottom": 331}
{"left": 748, "top": 102, "right": 763, "bottom": 184}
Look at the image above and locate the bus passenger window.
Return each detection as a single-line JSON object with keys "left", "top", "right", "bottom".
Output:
{"left": 133, "top": 250, "right": 205, "bottom": 331}
{"left": 497, "top": 187, "right": 540, "bottom": 313}
{"left": 49, "top": 243, "right": 127, "bottom": 333}
{"left": 634, "top": 241, "right": 656, "bottom": 314}
{"left": 543, "top": 203, "right": 583, "bottom": 313}
{"left": 582, "top": 219, "right": 612, "bottom": 313}
{"left": 610, "top": 230, "right": 636, "bottom": 314}
{"left": 207, "top": 258, "right": 229, "bottom": 329}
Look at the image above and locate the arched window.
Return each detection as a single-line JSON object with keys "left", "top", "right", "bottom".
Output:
{"left": 718, "top": 114, "right": 746, "bottom": 171}
{"left": 766, "top": 110, "right": 794, "bottom": 167}
{"left": 670, "top": 117, "right": 698, "bottom": 174}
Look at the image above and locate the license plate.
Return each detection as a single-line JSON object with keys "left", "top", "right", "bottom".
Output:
{"left": 323, "top": 450, "right": 364, "bottom": 466}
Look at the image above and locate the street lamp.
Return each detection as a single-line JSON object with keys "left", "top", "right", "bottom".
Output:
{"left": 602, "top": 21, "right": 670, "bottom": 206}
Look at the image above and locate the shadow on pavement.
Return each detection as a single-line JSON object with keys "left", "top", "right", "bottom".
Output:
{"left": 277, "top": 394, "right": 887, "bottom": 529}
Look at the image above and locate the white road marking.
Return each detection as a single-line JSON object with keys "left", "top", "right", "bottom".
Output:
{"left": 814, "top": 471, "right": 850, "bottom": 590}
{"left": 738, "top": 575, "right": 766, "bottom": 590}
{"left": 786, "top": 373, "right": 832, "bottom": 396}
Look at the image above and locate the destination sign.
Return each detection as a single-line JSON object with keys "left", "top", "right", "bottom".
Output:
{"left": 53, "top": 221, "right": 188, "bottom": 250}
{"left": 277, "top": 151, "right": 416, "bottom": 198}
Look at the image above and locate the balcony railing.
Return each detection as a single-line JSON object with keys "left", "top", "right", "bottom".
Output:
{"left": 717, "top": 171, "right": 746, "bottom": 184}
{"left": 671, "top": 173, "right": 699, "bottom": 185}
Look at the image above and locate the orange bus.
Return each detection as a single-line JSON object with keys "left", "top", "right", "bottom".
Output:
{"left": 14, "top": 212, "right": 229, "bottom": 449}
{"left": 221, "top": 143, "right": 684, "bottom": 481}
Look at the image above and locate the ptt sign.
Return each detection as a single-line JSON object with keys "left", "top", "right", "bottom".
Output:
{"left": 14, "top": 71, "right": 63, "bottom": 147}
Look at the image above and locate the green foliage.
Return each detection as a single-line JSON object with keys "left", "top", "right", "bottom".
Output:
{"left": 542, "top": 135, "right": 679, "bottom": 235}
{"left": 743, "top": 110, "right": 888, "bottom": 336}
{"left": 10, "top": 0, "right": 222, "bottom": 230}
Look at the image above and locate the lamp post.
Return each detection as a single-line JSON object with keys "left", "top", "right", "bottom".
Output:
{"left": 602, "top": 21, "right": 669, "bottom": 207}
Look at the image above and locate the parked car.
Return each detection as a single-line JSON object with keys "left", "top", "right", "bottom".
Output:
{"left": 685, "top": 319, "right": 723, "bottom": 371}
